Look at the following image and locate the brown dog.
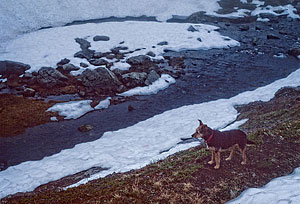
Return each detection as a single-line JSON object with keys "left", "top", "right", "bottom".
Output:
{"left": 192, "top": 120, "right": 254, "bottom": 169}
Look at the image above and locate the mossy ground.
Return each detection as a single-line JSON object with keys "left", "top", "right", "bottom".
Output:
{"left": 1, "top": 87, "right": 300, "bottom": 203}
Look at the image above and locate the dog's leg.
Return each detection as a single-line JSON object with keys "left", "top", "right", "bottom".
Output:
{"left": 208, "top": 150, "right": 215, "bottom": 165}
{"left": 226, "top": 144, "right": 236, "bottom": 161}
{"left": 238, "top": 147, "right": 247, "bottom": 165}
{"left": 214, "top": 151, "right": 221, "bottom": 169}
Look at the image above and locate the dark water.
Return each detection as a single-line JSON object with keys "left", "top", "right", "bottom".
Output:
{"left": 1, "top": 15, "right": 300, "bottom": 170}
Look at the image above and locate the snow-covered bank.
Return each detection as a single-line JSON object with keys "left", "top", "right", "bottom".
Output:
{"left": 0, "top": 0, "right": 220, "bottom": 45}
{"left": 1, "top": 67, "right": 300, "bottom": 199}
{"left": 0, "top": 21, "right": 239, "bottom": 73}
{"left": 228, "top": 167, "right": 300, "bottom": 204}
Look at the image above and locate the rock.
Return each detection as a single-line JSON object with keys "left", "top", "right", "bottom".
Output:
{"left": 0, "top": 83, "right": 6, "bottom": 90}
{"left": 93, "top": 52, "right": 105, "bottom": 58}
{"left": 0, "top": 60, "right": 30, "bottom": 78}
{"left": 88, "top": 59, "right": 108, "bottom": 66}
{"left": 75, "top": 38, "right": 91, "bottom": 50}
{"left": 145, "top": 70, "right": 160, "bottom": 85}
{"left": 37, "top": 67, "right": 68, "bottom": 88}
{"left": 121, "top": 72, "right": 147, "bottom": 88}
{"left": 80, "top": 62, "right": 89, "bottom": 68}
{"left": 78, "top": 124, "right": 93, "bottom": 132}
{"left": 126, "top": 55, "right": 151, "bottom": 65}
{"left": 146, "top": 51, "right": 156, "bottom": 57}
{"left": 287, "top": 43, "right": 300, "bottom": 58}
{"left": 157, "top": 41, "right": 168, "bottom": 46}
{"left": 128, "top": 105, "right": 135, "bottom": 111}
{"left": 57, "top": 58, "right": 70, "bottom": 66}
{"left": 80, "top": 67, "right": 122, "bottom": 91}
{"left": 187, "top": 25, "right": 198, "bottom": 32}
{"left": 267, "top": 34, "right": 280, "bottom": 40}
{"left": 239, "top": 25, "right": 250, "bottom": 31}
{"left": 22, "top": 87, "right": 36, "bottom": 97}
{"left": 74, "top": 38, "right": 95, "bottom": 60}
{"left": 197, "top": 38, "right": 202, "bottom": 42}
{"left": 61, "top": 63, "right": 80, "bottom": 72}
{"left": 93, "top": 35, "right": 110, "bottom": 41}
{"left": 111, "top": 46, "right": 128, "bottom": 54}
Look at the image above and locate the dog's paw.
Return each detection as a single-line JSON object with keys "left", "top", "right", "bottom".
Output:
{"left": 208, "top": 161, "right": 214, "bottom": 165}
{"left": 214, "top": 165, "right": 220, "bottom": 169}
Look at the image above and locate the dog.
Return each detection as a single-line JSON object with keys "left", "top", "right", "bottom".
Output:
{"left": 192, "top": 120, "right": 254, "bottom": 169}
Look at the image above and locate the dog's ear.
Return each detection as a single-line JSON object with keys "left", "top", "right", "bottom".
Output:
{"left": 198, "top": 119, "right": 203, "bottom": 125}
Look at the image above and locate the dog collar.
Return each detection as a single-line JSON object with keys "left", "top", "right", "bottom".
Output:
{"left": 206, "top": 131, "right": 214, "bottom": 144}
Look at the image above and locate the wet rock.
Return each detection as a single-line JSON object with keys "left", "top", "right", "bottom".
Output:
{"left": 287, "top": 43, "right": 300, "bottom": 58}
{"left": 145, "top": 70, "right": 160, "bottom": 85}
{"left": 22, "top": 87, "right": 36, "bottom": 97}
{"left": 93, "top": 35, "right": 110, "bottom": 41}
{"left": 0, "top": 60, "right": 30, "bottom": 78}
{"left": 78, "top": 124, "right": 93, "bottom": 132}
{"left": 157, "top": 41, "right": 168, "bottom": 46}
{"left": 126, "top": 55, "right": 151, "bottom": 65}
{"left": 128, "top": 105, "right": 135, "bottom": 111}
{"left": 267, "top": 34, "right": 280, "bottom": 40}
{"left": 121, "top": 72, "right": 147, "bottom": 88}
{"left": 239, "top": 25, "right": 250, "bottom": 31}
{"left": 37, "top": 67, "right": 68, "bottom": 88}
{"left": 80, "top": 67, "right": 121, "bottom": 91}
{"left": 88, "top": 58, "right": 108, "bottom": 66}
{"left": 57, "top": 58, "right": 70, "bottom": 66}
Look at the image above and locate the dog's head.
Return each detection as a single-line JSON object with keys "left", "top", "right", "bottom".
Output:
{"left": 192, "top": 120, "right": 210, "bottom": 139}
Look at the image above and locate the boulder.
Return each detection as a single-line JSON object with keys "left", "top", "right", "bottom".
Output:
{"left": 145, "top": 70, "right": 160, "bottom": 85}
{"left": 121, "top": 72, "right": 147, "bottom": 88}
{"left": 126, "top": 55, "right": 151, "bottom": 65}
{"left": 80, "top": 67, "right": 122, "bottom": 91}
{"left": 37, "top": 67, "right": 68, "bottom": 88}
{"left": 0, "top": 60, "right": 30, "bottom": 78}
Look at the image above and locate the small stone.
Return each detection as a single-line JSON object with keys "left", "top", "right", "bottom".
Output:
{"left": 22, "top": 87, "right": 36, "bottom": 97}
{"left": 146, "top": 51, "right": 156, "bottom": 57}
{"left": 78, "top": 124, "right": 93, "bottom": 132}
{"left": 93, "top": 35, "right": 110, "bottom": 41}
{"left": 267, "top": 34, "right": 280, "bottom": 40}
{"left": 57, "top": 58, "right": 70, "bottom": 66}
{"left": 128, "top": 105, "right": 135, "bottom": 112}
{"left": 239, "top": 25, "right": 250, "bottom": 31}
{"left": 157, "top": 41, "right": 168, "bottom": 46}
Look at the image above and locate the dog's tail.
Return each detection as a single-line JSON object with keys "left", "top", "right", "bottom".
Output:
{"left": 246, "top": 139, "right": 255, "bottom": 145}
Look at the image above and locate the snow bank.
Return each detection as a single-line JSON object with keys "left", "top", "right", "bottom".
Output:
{"left": 1, "top": 68, "right": 300, "bottom": 199}
{"left": 119, "top": 74, "right": 175, "bottom": 96}
{"left": 0, "top": 0, "right": 220, "bottom": 45}
{"left": 0, "top": 21, "right": 239, "bottom": 73}
{"left": 228, "top": 167, "right": 300, "bottom": 204}
{"left": 47, "top": 97, "right": 111, "bottom": 119}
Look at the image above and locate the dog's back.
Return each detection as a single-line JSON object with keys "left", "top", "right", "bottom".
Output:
{"left": 209, "top": 129, "right": 247, "bottom": 150}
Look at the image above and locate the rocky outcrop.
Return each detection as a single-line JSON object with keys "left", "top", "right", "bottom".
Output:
{"left": 121, "top": 72, "right": 148, "bottom": 88}
{"left": 80, "top": 67, "right": 122, "bottom": 93}
{"left": 0, "top": 60, "right": 30, "bottom": 78}
{"left": 37, "top": 67, "right": 68, "bottom": 88}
